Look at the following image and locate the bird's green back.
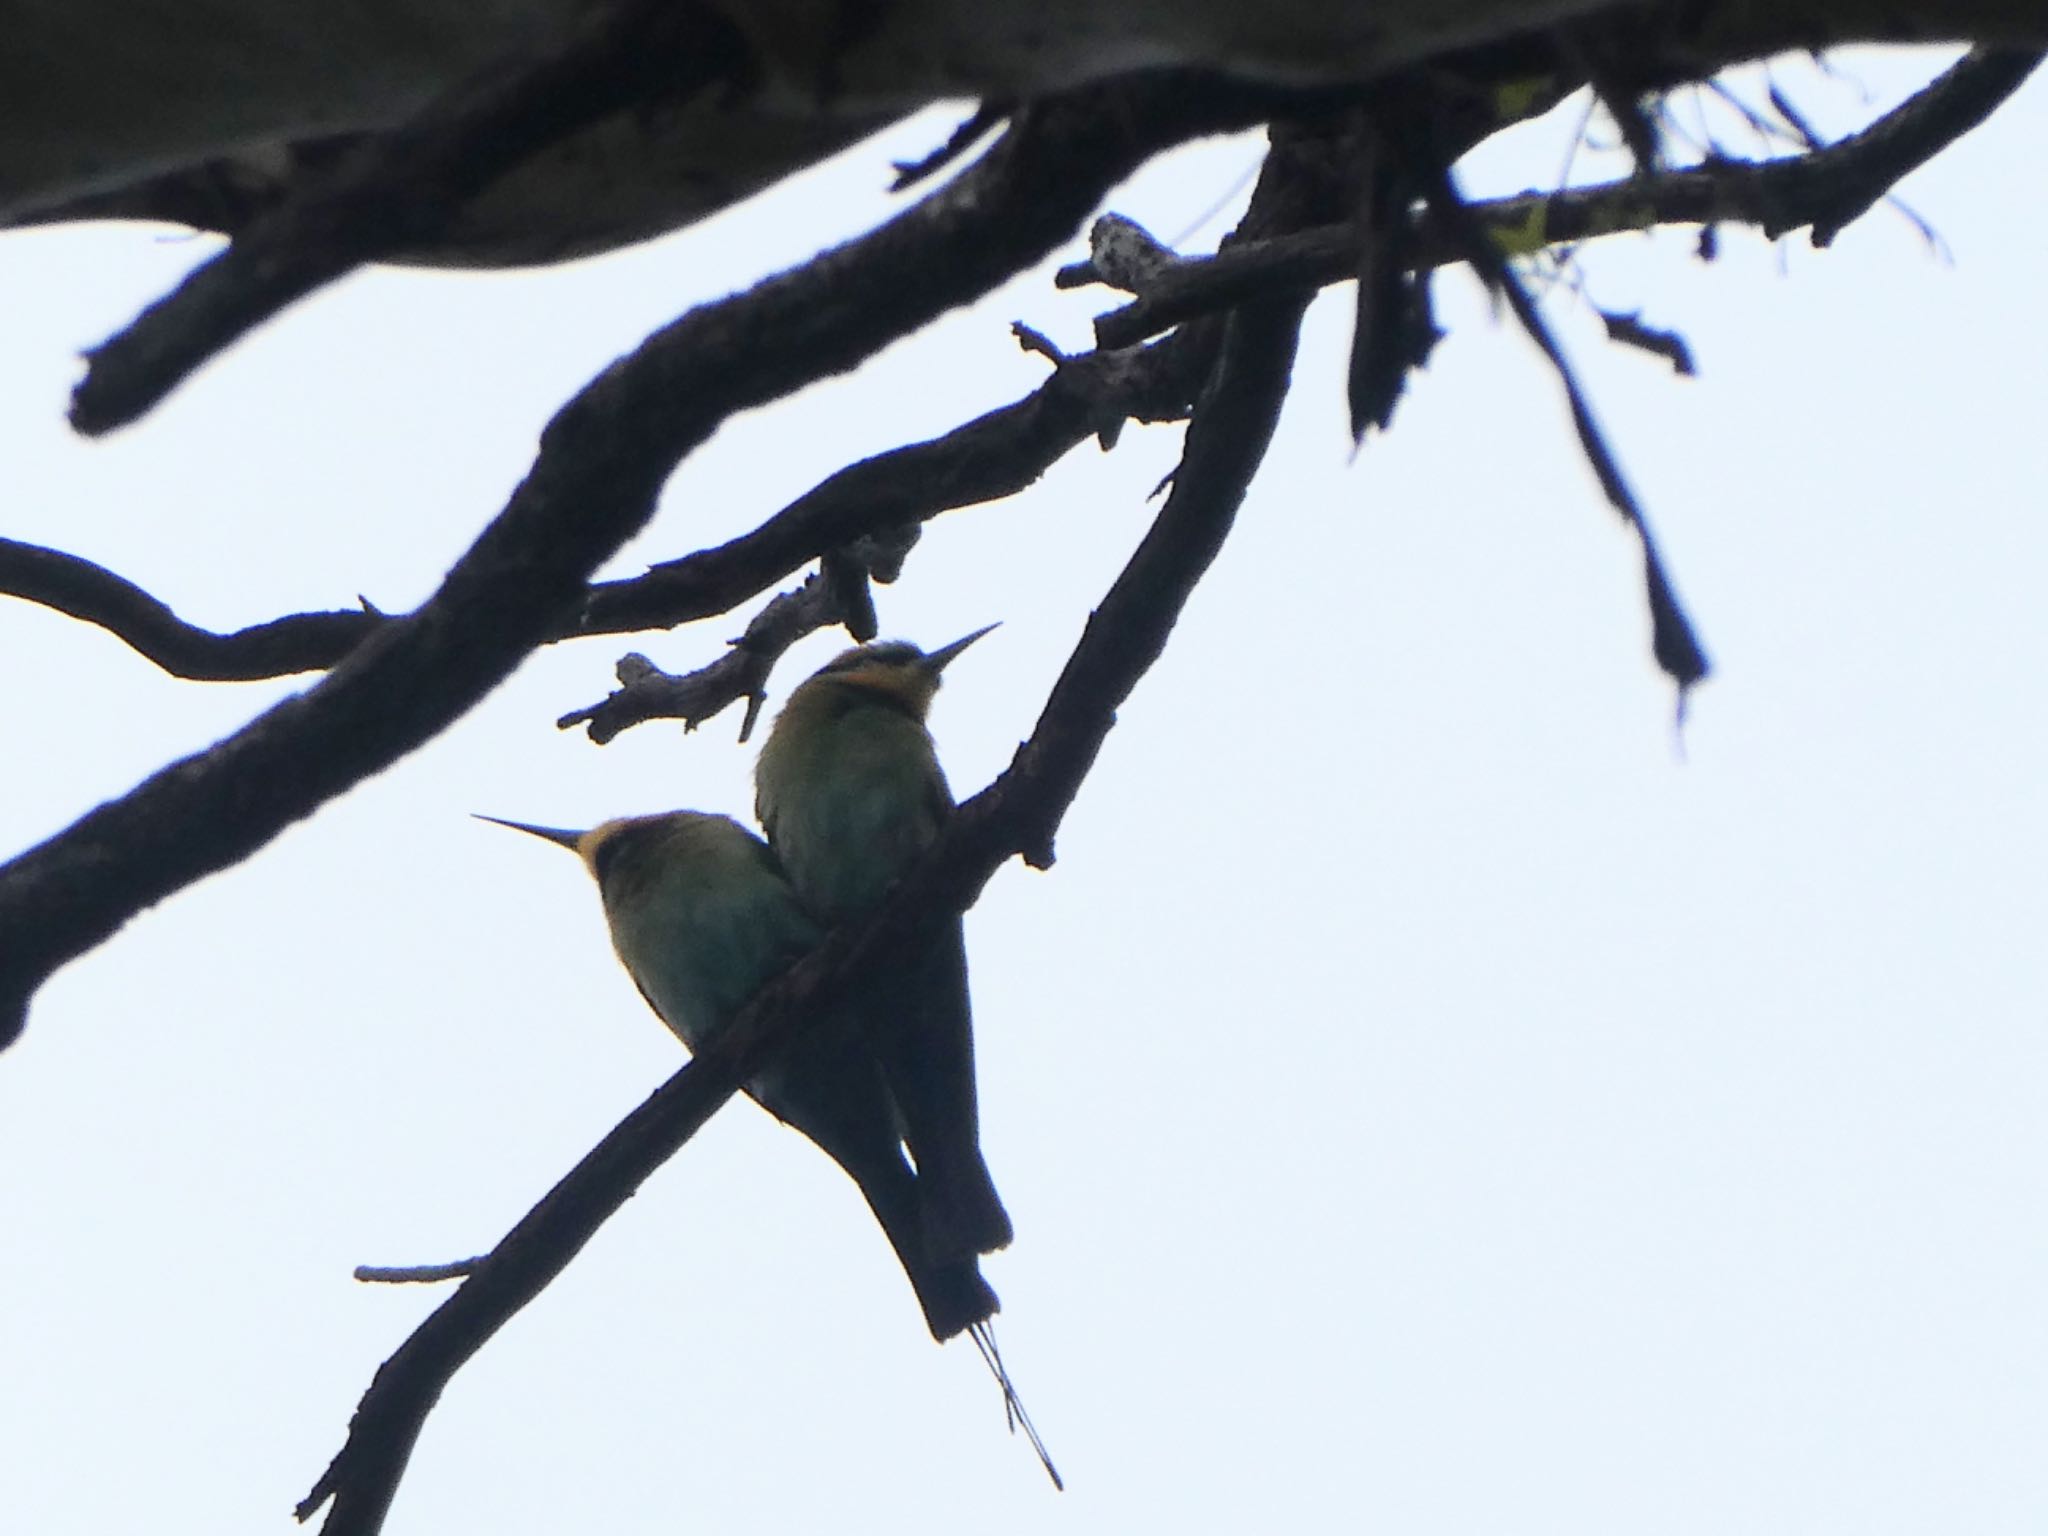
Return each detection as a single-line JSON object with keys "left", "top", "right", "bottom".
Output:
{"left": 590, "top": 812, "right": 822, "bottom": 1049}
{"left": 755, "top": 677, "right": 953, "bottom": 919}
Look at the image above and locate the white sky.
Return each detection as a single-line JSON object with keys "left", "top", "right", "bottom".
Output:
{"left": 3, "top": 45, "right": 2046, "bottom": 1536}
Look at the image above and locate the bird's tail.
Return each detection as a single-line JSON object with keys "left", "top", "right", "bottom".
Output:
{"left": 916, "top": 1149, "right": 1014, "bottom": 1264}
{"left": 752, "top": 1025, "right": 997, "bottom": 1340}
{"left": 866, "top": 926, "right": 1014, "bottom": 1263}
{"left": 851, "top": 1148, "right": 1000, "bottom": 1341}
{"left": 915, "top": 1254, "right": 1001, "bottom": 1342}
{"left": 792, "top": 1153, "right": 997, "bottom": 1338}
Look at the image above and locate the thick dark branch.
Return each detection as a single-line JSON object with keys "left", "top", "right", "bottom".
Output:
{"left": 0, "top": 538, "right": 377, "bottom": 678}
{"left": 985, "top": 297, "right": 1313, "bottom": 870}
{"left": 1752, "top": 46, "right": 2042, "bottom": 245}
{"left": 1086, "top": 47, "right": 2044, "bottom": 348}
{"left": 68, "top": 0, "right": 757, "bottom": 436}
{"left": 944, "top": 120, "right": 1358, "bottom": 867}
{"left": 1650, "top": 0, "right": 2048, "bottom": 83}
{"left": 571, "top": 331, "right": 1213, "bottom": 636}
{"left": 0, "top": 73, "right": 1286, "bottom": 1049}
{"left": 6, "top": 105, "right": 907, "bottom": 273}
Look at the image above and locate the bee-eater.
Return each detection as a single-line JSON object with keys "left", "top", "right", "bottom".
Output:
{"left": 479, "top": 809, "right": 998, "bottom": 1342}
{"left": 753, "top": 627, "right": 1012, "bottom": 1266}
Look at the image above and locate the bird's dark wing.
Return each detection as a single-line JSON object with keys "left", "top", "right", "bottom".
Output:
{"left": 858, "top": 916, "right": 1011, "bottom": 1263}
{"left": 758, "top": 1001, "right": 1000, "bottom": 1340}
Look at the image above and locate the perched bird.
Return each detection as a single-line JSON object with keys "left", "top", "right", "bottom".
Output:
{"left": 479, "top": 809, "right": 998, "bottom": 1342}
{"left": 754, "top": 627, "right": 1012, "bottom": 1265}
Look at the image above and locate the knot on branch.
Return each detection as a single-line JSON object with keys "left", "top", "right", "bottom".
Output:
{"left": 1055, "top": 213, "right": 1187, "bottom": 296}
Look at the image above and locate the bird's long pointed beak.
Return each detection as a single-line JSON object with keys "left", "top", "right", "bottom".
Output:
{"left": 923, "top": 622, "right": 999, "bottom": 674}
{"left": 473, "top": 814, "right": 585, "bottom": 851}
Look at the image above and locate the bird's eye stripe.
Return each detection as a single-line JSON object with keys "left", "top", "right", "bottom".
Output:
{"left": 590, "top": 828, "right": 643, "bottom": 885}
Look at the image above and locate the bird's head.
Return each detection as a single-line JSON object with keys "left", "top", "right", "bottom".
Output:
{"left": 792, "top": 624, "right": 997, "bottom": 721}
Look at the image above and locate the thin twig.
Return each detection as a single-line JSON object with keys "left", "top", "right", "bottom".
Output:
{"left": 890, "top": 102, "right": 1015, "bottom": 191}
{"left": 354, "top": 1261, "right": 480, "bottom": 1285}
{"left": 0, "top": 538, "right": 379, "bottom": 678}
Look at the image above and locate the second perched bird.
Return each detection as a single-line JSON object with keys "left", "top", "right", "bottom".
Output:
{"left": 480, "top": 809, "right": 998, "bottom": 1342}
{"left": 754, "top": 628, "right": 1012, "bottom": 1265}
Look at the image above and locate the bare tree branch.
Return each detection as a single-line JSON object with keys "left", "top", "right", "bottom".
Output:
{"left": 0, "top": 538, "right": 378, "bottom": 678}
{"left": 353, "top": 1260, "right": 480, "bottom": 1285}
{"left": 22, "top": 52, "right": 2026, "bottom": 685}
{"left": 6, "top": 104, "right": 905, "bottom": 273}
{"left": 1083, "top": 46, "right": 2043, "bottom": 349}
{"left": 68, "top": 0, "right": 759, "bottom": 435}
{"left": 0, "top": 73, "right": 1291, "bottom": 1050}
{"left": 1781, "top": 46, "right": 2043, "bottom": 245}
{"left": 11, "top": 0, "right": 2048, "bottom": 239}
{"left": 988, "top": 299, "right": 1316, "bottom": 870}
{"left": 0, "top": 328, "right": 1208, "bottom": 682}
{"left": 10, "top": 2, "right": 2044, "bottom": 283}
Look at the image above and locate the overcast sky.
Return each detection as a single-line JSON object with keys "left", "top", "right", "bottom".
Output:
{"left": 4, "top": 45, "right": 2046, "bottom": 1536}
